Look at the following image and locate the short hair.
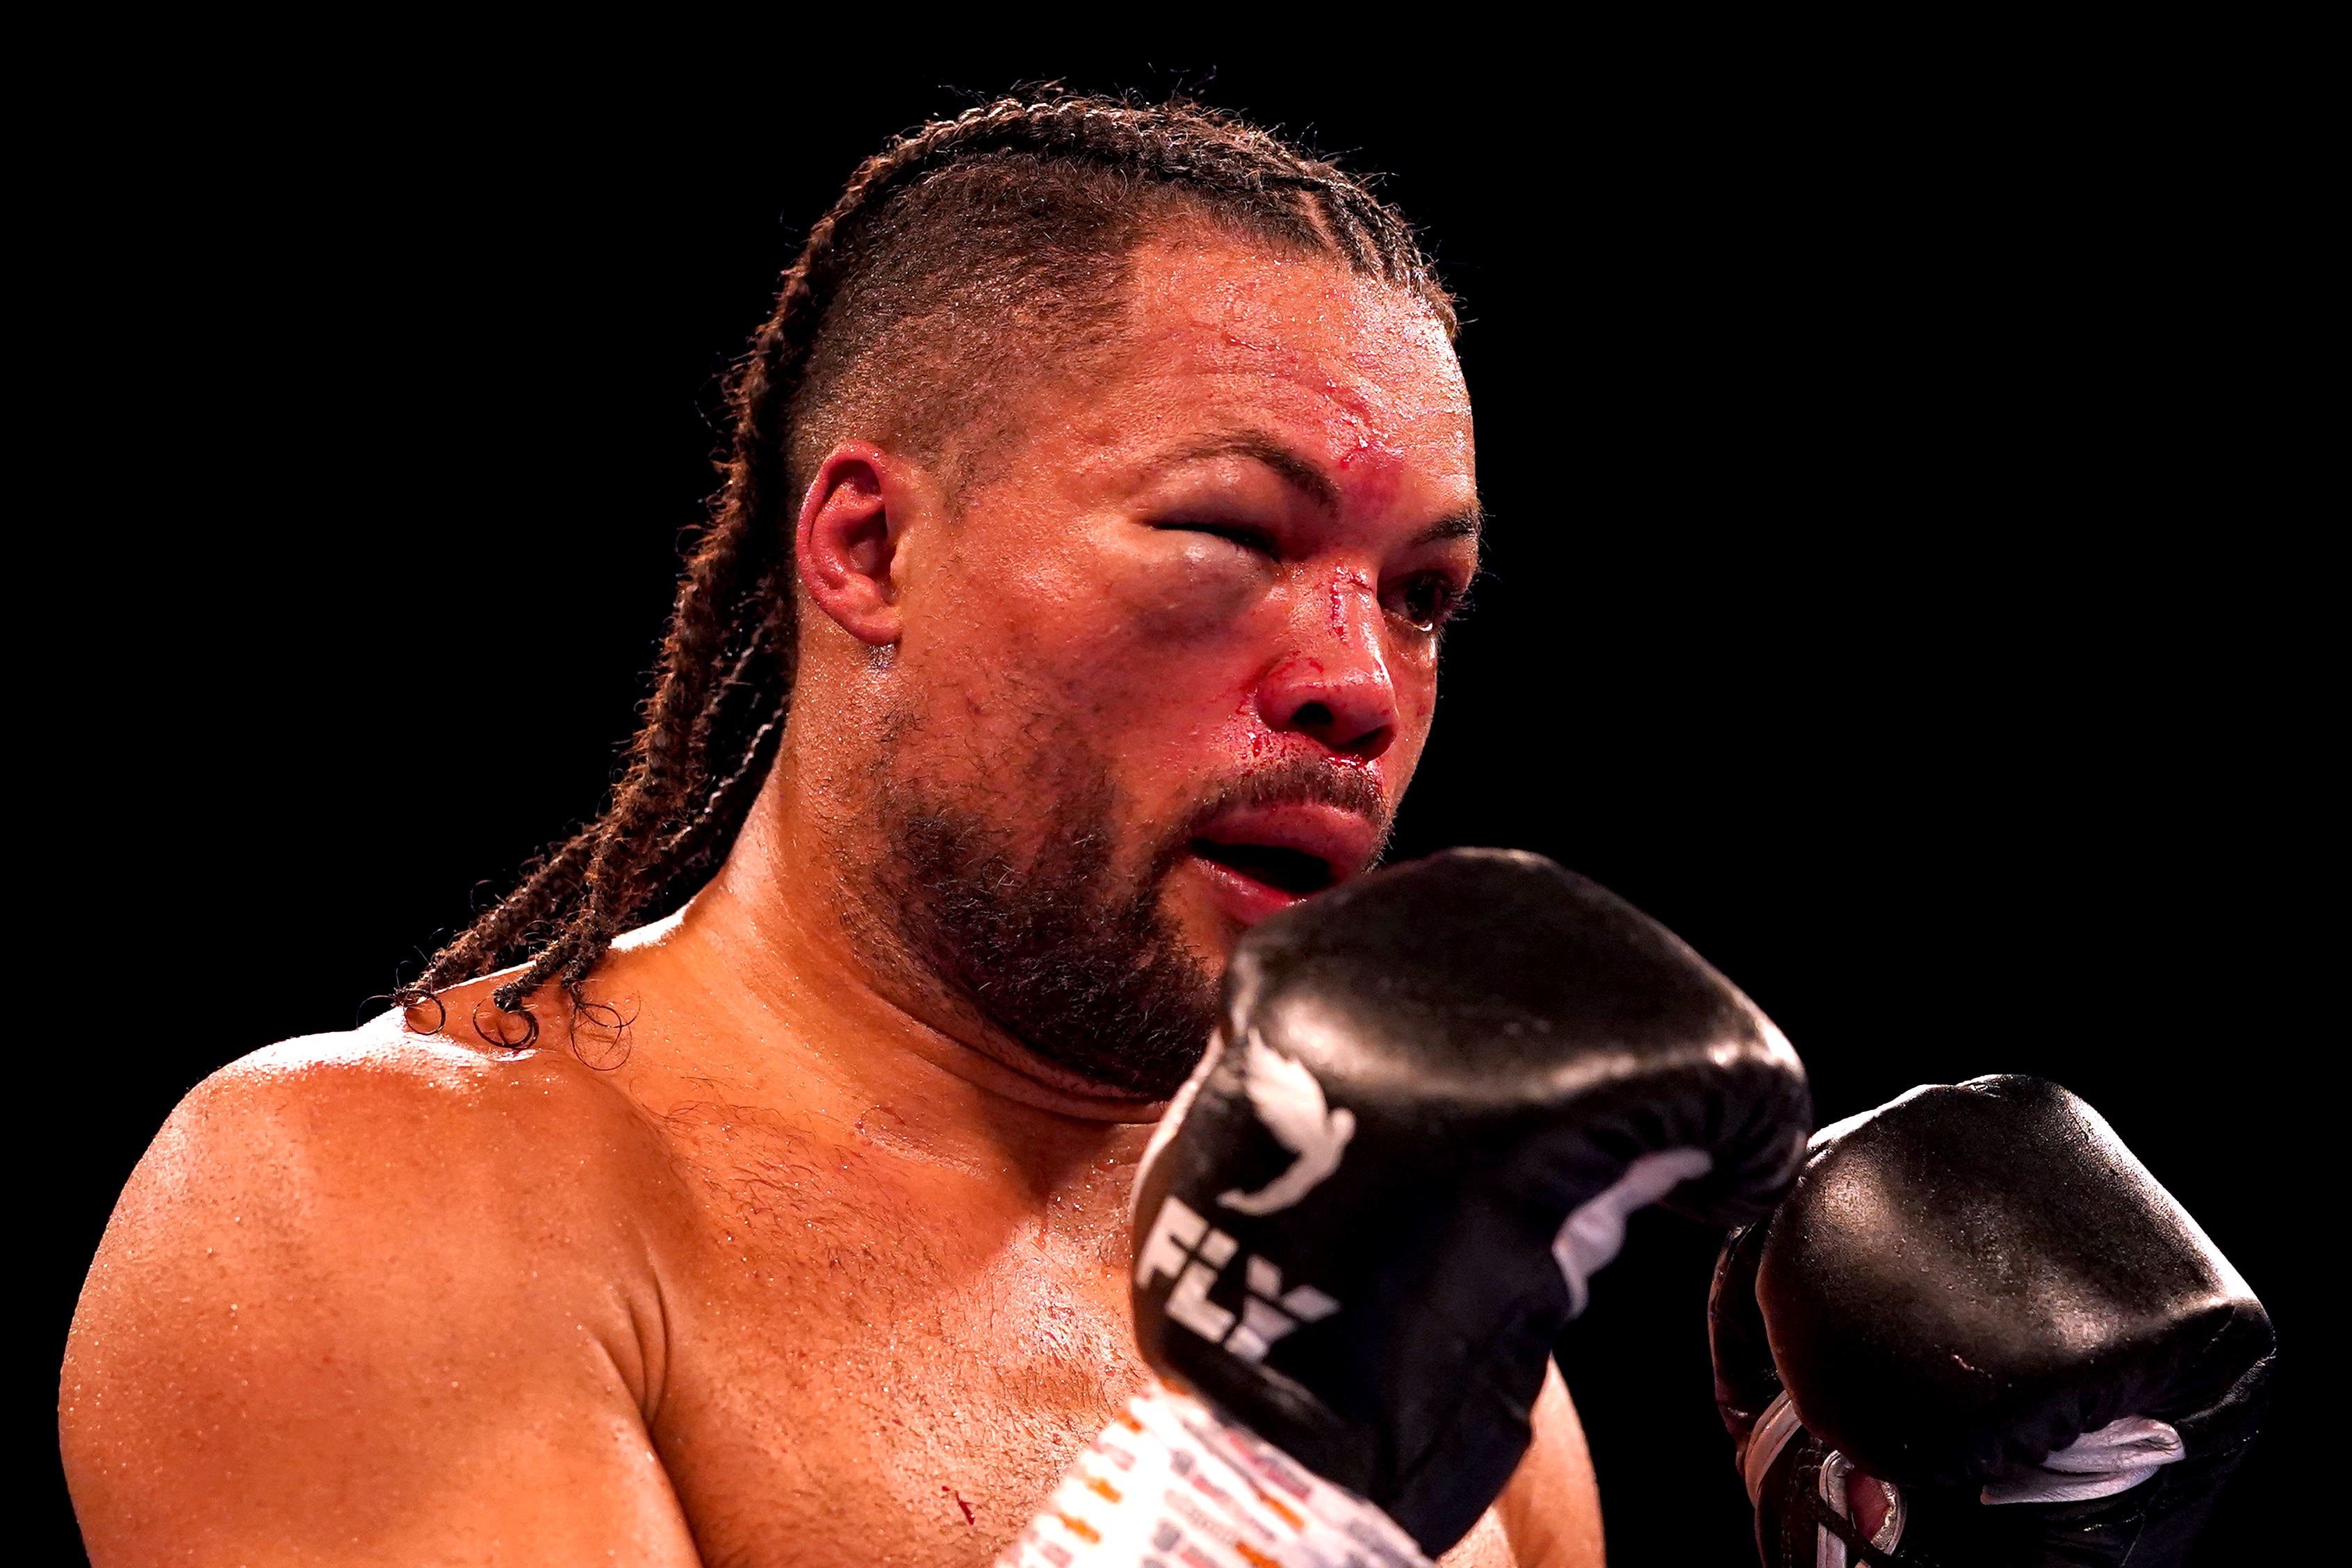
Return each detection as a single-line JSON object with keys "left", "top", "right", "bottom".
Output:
{"left": 402, "top": 94, "right": 1455, "bottom": 1044}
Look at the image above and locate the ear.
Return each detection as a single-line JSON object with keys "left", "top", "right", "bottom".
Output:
{"left": 795, "top": 442, "right": 914, "bottom": 647}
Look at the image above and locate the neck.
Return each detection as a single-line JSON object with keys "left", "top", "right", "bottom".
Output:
{"left": 606, "top": 746, "right": 1164, "bottom": 1204}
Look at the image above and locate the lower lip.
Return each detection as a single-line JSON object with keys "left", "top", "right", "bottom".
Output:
{"left": 1186, "top": 853, "right": 1313, "bottom": 926}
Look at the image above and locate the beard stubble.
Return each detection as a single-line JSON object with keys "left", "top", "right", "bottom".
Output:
{"left": 869, "top": 744, "right": 1389, "bottom": 1099}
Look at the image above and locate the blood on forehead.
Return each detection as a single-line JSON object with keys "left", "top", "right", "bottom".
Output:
{"left": 1332, "top": 435, "right": 1405, "bottom": 516}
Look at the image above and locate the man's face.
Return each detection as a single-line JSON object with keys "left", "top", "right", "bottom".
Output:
{"left": 869, "top": 233, "right": 1478, "bottom": 1093}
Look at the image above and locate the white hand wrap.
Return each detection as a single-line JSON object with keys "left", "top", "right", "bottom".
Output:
{"left": 997, "top": 1380, "right": 1430, "bottom": 1568}
{"left": 1979, "top": 1415, "right": 2187, "bottom": 1505}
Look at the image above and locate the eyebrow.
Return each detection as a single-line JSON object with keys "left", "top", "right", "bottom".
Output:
{"left": 1162, "top": 432, "right": 1485, "bottom": 548}
{"left": 1413, "top": 508, "right": 1485, "bottom": 548}
{"left": 1167, "top": 434, "right": 1344, "bottom": 512}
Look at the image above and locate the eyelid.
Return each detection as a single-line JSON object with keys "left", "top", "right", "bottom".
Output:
{"left": 1159, "top": 520, "right": 1280, "bottom": 556}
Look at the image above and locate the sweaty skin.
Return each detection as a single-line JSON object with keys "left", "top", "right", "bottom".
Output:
{"left": 62, "top": 235, "right": 1607, "bottom": 1567}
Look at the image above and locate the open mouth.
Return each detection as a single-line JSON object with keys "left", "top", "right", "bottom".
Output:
{"left": 1189, "top": 839, "right": 1340, "bottom": 896}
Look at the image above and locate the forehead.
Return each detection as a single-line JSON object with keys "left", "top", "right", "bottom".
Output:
{"left": 1038, "top": 234, "right": 1475, "bottom": 500}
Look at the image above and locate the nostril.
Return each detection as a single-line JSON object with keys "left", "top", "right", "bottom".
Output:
{"left": 1271, "top": 694, "right": 1391, "bottom": 760}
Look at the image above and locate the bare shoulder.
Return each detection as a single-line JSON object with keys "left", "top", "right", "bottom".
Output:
{"left": 64, "top": 998, "right": 687, "bottom": 1412}
{"left": 1430, "top": 1366, "right": 1606, "bottom": 1567}
{"left": 62, "top": 999, "right": 702, "bottom": 1565}
{"left": 88, "top": 998, "right": 683, "bottom": 1276}
{"left": 1490, "top": 1360, "right": 1606, "bottom": 1568}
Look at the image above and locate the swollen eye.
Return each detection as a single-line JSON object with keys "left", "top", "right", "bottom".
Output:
{"left": 1162, "top": 521, "right": 1279, "bottom": 557}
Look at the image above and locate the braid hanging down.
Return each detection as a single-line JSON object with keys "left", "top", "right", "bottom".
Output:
{"left": 395, "top": 93, "right": 1454, "bottom": 1050}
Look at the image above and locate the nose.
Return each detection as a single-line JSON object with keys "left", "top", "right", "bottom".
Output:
{"left": 1257, "top": 575, "right": 1398, "bottom": 762}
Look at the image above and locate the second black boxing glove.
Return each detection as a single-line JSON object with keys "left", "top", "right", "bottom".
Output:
{"left": 1129, "top": 848, "right": 1815, "bottom": 1553}
{"left": 1712, "top": 1076, "right": 2273, "bottom": 1567}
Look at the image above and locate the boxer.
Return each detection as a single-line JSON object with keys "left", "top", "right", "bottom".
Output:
{"left": 1710, "top": 1077, "right": 2273, "bottom": 1566}
{"left": 65, "top": 97, "right": 1612, "bottom": 1565}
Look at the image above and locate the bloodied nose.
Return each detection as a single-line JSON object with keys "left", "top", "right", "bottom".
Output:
{"left": 1257, "top": 571, "right": 1397, "bottom": 760}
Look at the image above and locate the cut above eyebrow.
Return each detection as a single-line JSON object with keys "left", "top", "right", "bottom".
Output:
{"left": 1161, "top": 432, "right": 1483, "bottom": 547}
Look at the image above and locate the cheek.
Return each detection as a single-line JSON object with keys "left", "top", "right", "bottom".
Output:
{"left": 1389, "top": 632, "right": 1441, "bottom": 704}
{"left": 1030, "top": 535, "right": 1275, "bottom": 699}
{"left": 922, "top": 533, "right": 1271, "bottom": 741}
{"left": 1375, "top": 634, "right": 1442, "bottom": 760}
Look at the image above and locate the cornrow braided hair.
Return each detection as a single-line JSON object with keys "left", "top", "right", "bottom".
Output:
{"left": 396, "top": 92, "right": 1454, "bottom": 1050}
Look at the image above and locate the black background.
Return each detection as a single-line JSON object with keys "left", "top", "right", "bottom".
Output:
{"left": 33, "top": 31, "right": 2321, "bottom": 1565}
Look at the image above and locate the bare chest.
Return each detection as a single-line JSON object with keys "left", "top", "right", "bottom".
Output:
{"left": 646, "top": 1106, "right": 1151, "bottom": 1568}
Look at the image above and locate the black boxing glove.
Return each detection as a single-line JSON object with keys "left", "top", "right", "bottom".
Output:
{"left": 1120, "top": 848, "right": 1813, "bottom": 1555}
{"left": 1710, "top": 1076, "right": 2274, "bottom": 1567}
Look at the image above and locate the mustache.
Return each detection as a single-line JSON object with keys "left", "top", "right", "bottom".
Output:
{"left": 1154, "top": 759, "right": 1395, "bottom": 879}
